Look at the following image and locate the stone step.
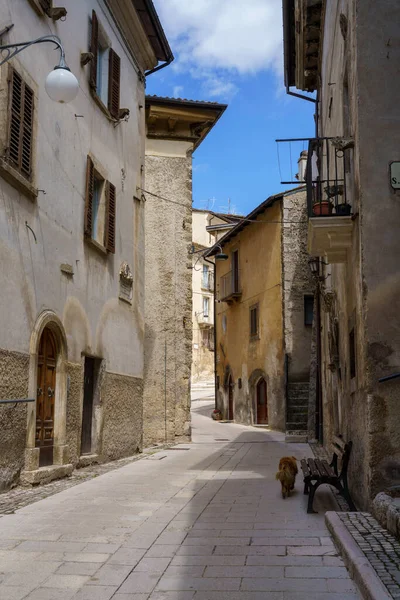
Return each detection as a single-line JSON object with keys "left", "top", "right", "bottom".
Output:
{"left": 287, "top": 398, "right": 309, "bottom": 408}
{"left": 288, "top": 390, "right": 309, "bottom": 400}
{"left": 286, "top": 421, "right": 308, "bottom": 431}
{"left": 287, "top": 406, "right": 308, "bottom": 415}
{"left": 285, "top": 433, "right": 308, "bottom": 443}
{"left": 286, "top": 413, "right": 308, "bottom": 424}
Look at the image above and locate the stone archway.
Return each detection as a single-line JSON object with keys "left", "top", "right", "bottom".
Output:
{"left": 22, "top": 311, "right": 72, "bottom": 484}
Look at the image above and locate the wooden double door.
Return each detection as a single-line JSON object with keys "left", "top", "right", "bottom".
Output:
{"left": 36, "top": 328, "right": 57, "bottom": 466}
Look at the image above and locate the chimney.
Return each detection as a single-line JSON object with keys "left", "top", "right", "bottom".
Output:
{"left": 297, "top": 150, "right": 308, "bottom": 182}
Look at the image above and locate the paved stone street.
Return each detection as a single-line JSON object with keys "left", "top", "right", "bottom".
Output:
{"left": 0, "top": 398, "right": 360, "bottom": 600}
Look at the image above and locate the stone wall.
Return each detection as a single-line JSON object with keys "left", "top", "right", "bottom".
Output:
{"left": 281, "top": 188, "right": 314, "bottom": 382}
{"left": 143, "top": 152, "right": 192, "bottom": 446}
{"left": 102, "top": 372, "right": 143, "bottom": 459}
{"left": 0, "top": 349, "right": 29, "bottom": 490}
{"left": 315, "top": 0, "right": 400, "bottom": 509}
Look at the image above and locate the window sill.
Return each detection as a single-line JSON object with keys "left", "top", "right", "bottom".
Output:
{"left": 90, "top": 89, "right": 116, "bottom": 122}
{"left": 84, "top": 236, "right": 108, "bottom": 256}
{"left": 0, "top": 159, "right": 38, "bottom": 200}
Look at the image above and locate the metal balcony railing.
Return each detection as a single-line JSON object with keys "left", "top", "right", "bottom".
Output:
{"left": 219, "top": 270, "right": 241, "bottom": 302}
{"left": 306, "top": 138, "right": 351, "bottom": 218}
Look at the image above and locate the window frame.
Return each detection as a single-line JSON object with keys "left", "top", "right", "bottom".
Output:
{"left": 89, "top": 10, "right": 121, "bottom": 120}
{"left": 0, "top": 64, "right": 38, "bottom": 199}
{"left": 304, "top": 294, "right": 314, "bottom": 326}
{"left": 249, "top": 303, "right": 259, "bottom": 340}
{"left": 203, "top": 296, "right": 210, "bottom": 319}
{"left": 84, "top": 155, "right": 116, "bottom": 254}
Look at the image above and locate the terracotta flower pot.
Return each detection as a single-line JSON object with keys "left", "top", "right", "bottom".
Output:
{"left": 313, "top": 201, "right": 333, "bottom": 216}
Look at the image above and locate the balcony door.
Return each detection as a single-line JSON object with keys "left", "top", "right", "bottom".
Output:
{"left": 232, "top": 250, "right": 239, "bottom": 293}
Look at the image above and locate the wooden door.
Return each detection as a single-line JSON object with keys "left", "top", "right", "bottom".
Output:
{"left": 228, "top": 376, "right": 234, "bottom": 420}
{"left": 81, "top": 357, "right": 94, "bottom": 455}
{"left": 256, "top": 378, "right": 268, "bottom": 424}
{"left": 36, "top": 328, "right": 57, "bottom": 466}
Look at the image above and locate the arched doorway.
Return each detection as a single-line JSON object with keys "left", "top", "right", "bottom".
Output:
{"left": 256, "top": 378, "right": 268, "bottom": 424}
{"left": 36, "top": 327, "right": 57, "bottom": 466}
{"left": 228, "top": 374, "right": 234, "bottom": 420}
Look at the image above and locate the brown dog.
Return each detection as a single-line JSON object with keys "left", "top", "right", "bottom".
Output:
{"left": 275, "top": 456, "right": 298, "bottom": 498}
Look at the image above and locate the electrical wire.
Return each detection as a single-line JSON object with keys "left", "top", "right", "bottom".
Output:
{"left": 140, "top": 188, "right": 308, "bottom": 225}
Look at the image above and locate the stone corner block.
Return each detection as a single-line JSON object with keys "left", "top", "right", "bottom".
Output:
{"left": 20, "top": 463, "right": 73, "bottom": 486}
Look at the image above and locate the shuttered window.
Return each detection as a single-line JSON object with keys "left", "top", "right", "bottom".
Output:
{"left": 7, "top": 68, "right": 34, "bottom": 180}
{"left": 105, "top": 180, "right": 116, "bottom": 253}
{"left": 89, "top": 10, "right": 99, "bottom": 90}
{"left": 89, "top": 11, "right": 121, "bottom": 119}
{"left": 108, "top": 48, "right": 120, "bottom": 119}
{"left": 84, "top": 156, "right": 116, "bottom": 254}
{"left": 250, "top": 304, "right": 259, "bottom": 339}
{"left": 84, "top": 156, "right": 94, "bottom": 238}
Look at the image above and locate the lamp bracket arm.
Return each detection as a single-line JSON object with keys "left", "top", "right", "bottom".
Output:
{"left": 0, "top": 35, "right": 65, "bottom": 68}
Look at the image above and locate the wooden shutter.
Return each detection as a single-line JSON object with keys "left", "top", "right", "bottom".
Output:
{"left": 108, "top": 48, "right": 121, "bottom": 119}
{"left": 39, "top": 0, "right": 52, "bottom": 11}
{"left": 105, "top": 181, "right": 116, "bottom": 253}
{"left": 7, "top": 69, "right": 34, "bottom": 179}
{"left": 89, "top": 10, "right": 98, "bottom": 90}
{"left": 84, "top": 156, "right": 94, "bottom": 238}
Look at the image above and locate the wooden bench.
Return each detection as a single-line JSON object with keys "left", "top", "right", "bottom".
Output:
{"left": 300, "top": 435, "right": 356, "bottom": 514}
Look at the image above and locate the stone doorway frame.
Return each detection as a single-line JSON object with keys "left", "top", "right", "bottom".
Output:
{"left": 22, "top": 310, "right": 72, "bottom": 484}
{"left": 249, "top": 369, "right": 268, "bottom": 425}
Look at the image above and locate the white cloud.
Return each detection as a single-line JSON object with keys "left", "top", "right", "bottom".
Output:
{"left": 172, "top": 85, "right": 184, "bottom": 97}
{"left": 154, "top": 0, "right": 283, "bottom": 98}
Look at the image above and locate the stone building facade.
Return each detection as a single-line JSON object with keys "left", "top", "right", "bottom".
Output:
{"left": 0, "top": 0, "right": 172, "bottom": 490}
{"left": 143, "top": 97, "right": 227, "bottom": 446}
{"left": 209, "top": 186, "right": 314, "bottom": 434}
{"left": 283, "top": 0, "right": 400, "bottom": 508}
{"left": 191, "top": 209, "right": 240, "bottom": 383}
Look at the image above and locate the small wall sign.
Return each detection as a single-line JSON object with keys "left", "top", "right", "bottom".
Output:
{"left": 119, "top": 262, "right": 133, "bottom": 304}
{"left": 390, "top": 162, "right": 400, "bottom": 189}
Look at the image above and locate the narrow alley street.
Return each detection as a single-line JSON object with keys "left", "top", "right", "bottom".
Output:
{"left": 0, "top": 394, "right": 360, "bottom": 600}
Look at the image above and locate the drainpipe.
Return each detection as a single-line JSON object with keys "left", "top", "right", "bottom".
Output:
{"left": 315, "top": 263, "right": 323, "bottom": 443}
{"left": 145, "top": 57, "right": 173, "bottom": 78}
{"left": 204, "top": 255, "right": 217, "bottom": 410}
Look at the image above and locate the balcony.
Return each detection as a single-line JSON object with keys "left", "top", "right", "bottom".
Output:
{"left": 219, "top": 270, "right": 241, "bottom": 303}
{"left": 196, "top": 312, "right": 211, "bottom": 325}
{"left": 306, "top": 138, "right": 354, "bottom": 263}
{"left": 201, "top": 272, "right": 214, "bottom": 291}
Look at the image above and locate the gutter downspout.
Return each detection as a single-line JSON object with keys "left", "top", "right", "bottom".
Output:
{"left": 145, "top": 56, "right": 173, "bottom": 77}
{"left": 204, "top": 255, "right": 217, "bottom": 410}
{"left": 286, "top": 85, "right": 316, "bottom": 103}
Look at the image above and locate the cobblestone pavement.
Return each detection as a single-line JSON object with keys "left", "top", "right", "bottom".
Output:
{"left": 339, "top": 512, "right": 400, "bottom": 598}
{"left": 0, "top": 400, "right": 360, "bottom": 600}
{"left": 0, "top": 448, "right": 173, "bottom": 516}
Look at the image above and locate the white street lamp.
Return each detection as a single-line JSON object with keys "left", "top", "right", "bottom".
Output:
{"left": 45, "top": 63, "right": 79, "bottom": 104}
{"left": 0, "top": 34, "right": 79, "bottom": 104}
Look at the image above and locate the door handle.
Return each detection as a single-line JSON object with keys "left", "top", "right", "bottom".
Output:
{"left": 47, "top": 387, "right": 55, "bottom": 398}
{"left": 37, "top": 387, "right": 43, "bottom": 397}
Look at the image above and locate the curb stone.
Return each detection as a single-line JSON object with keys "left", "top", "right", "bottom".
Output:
{"left": 325, "top": 511, "right": 392, "bottom": 600}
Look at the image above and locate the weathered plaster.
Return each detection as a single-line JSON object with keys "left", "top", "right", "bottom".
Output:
{"left": 215, "top": 201, "right": 285, "bottom": 430}
{"left": 0, "top": 349, "right": 29, "bottom": 491}
{"left": 143, "top": 152, "right": 192, "bottom": 445}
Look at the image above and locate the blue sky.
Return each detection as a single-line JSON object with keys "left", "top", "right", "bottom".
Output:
{"left": 147, "top": 1, "right": 315, "bottom": 216}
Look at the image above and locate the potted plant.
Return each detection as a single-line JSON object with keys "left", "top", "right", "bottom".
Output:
{"left": 212, "top": 408, "right": 222, "bottom": 421}
{"left": 335, "top": 203, "right": 352, "bottom": 216}
{"left": 313, "top": 200, "right": 334, "bottom": 216}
